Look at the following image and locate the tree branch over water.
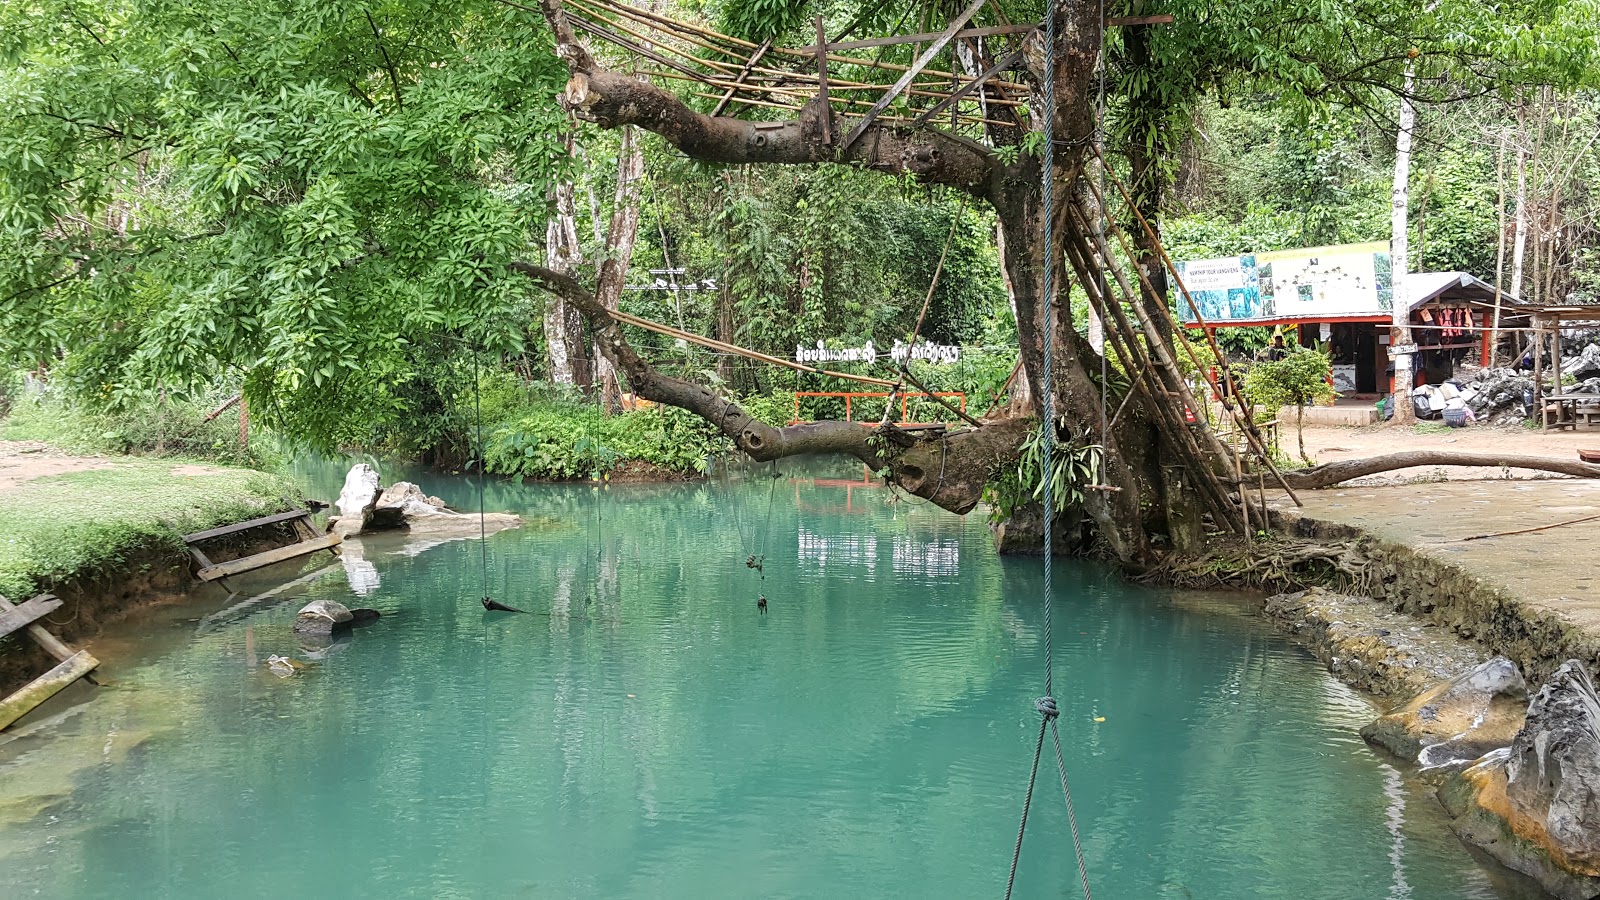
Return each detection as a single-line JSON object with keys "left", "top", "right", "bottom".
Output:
{"left": 511, "top": 261, "right": 1028, "bottom": 514}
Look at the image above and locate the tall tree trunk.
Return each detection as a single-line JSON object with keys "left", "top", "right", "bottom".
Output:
{"left": 593, "top": 126, "right": 645, "bottom": 412}
{"left": 1389, "top": 67, "right": 1417, "bottom": 422}
{"left": 544, "top": 136, "right": 588, "bottom": 386}
{"left": 1510, "top": 95, "right": 1529, "bottom": 302}
{"left": 1490, "top": 126, "right": 1508, "bottom": 366}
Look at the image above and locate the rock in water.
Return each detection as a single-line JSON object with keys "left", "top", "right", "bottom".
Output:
{"left": 1439, "top": 660, "right": 1600, "bottom": 899}
{"left": 293, "top": 599, "right": 355, "bottom": 636}
{"left": 1361, "top": 656, "right": 1528, "bottom": 771}
{"left": 363, "top": 479, "right": 522, "bottom": 537}
{"left": 329, "top": 464, "right": 383, "bottom": 537}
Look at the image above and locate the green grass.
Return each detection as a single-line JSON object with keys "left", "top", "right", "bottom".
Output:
{"left": 0, "top": 459, "right": 300, "bottom": 599}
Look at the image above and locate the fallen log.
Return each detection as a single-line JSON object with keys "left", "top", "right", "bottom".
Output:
{"left": 1282, "top": 451, "right": 1600, "bottom": 490}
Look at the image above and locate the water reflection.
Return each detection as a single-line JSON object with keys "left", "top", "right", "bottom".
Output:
{"left": 0, "top": 455, "right": 1550, "bottom": 899}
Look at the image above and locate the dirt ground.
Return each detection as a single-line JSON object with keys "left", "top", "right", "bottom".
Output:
{"left": 0, "top": 441, "right": 114, "bottom": 492}
{"left": 0, "top": 441, "right": 234, "bottom": 493}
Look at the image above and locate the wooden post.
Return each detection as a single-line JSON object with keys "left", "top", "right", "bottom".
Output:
{"left": 813, "top": 17, "right": 831, "bottom": 145}
{"left": 1534, "top": 317, "right": 1545, "bottom": 415}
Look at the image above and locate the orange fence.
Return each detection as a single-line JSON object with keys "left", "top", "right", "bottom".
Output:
{"left": 790, "top": 391, "right": 967, "bottom": 426}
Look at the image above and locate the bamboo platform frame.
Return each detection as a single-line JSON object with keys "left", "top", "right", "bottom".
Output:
{"left": 183, "top": 509, "right": 341, "bottom": 586}
{"left": 0, "top": 593, "right": 100, "bottom": 731}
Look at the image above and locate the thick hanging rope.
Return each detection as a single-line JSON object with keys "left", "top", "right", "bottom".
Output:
{"left": 1003, "top": 1, "right": 1091, "bottom": 896}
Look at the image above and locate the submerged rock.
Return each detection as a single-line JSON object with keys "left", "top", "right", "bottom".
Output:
{"left": 1361, "top": 656, "right": 1527, "bottom": 771}
{"left": 292, "top": 599, "right": 380, "bottom": 637}
{"left": 1440, "top": 660, "right": 1600, "bottom": 899}
{"left": 329, "top": 464, "right": 383, "bottom": 538}
{"left": 1262, "top": 587, "right": 1484, "bottom": 700}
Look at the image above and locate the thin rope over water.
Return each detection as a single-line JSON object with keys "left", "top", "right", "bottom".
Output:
{"left": 1003, "top": 0, "right": 1091, "bottom": 896}
{"left": 473, "top": 345, "right": 489, "bottom": 600}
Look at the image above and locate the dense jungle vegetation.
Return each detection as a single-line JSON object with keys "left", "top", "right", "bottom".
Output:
{"left": 0, "top": 0, "right": 1596, "bottom": 523}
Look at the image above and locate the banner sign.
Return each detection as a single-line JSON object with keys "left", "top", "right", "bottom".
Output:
{"left": 1175, "top": 242, "right": 1393, "bottom": 324}
{"left": 794, "top": 339, "right": 961, "bottom": 366}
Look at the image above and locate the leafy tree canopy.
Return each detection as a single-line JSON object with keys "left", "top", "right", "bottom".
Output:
{"left": 0, "top": 0, "right": 569, "bottom": 447}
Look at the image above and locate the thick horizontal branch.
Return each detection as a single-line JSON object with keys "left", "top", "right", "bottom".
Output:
{"left": 1281, "top": 451, "right": 1600, "bottom": 490}
{"left": 535, "top": 0, "right": 1003, "bottom": 199}
{"left": 511, "top": 261, "right": 1027, "bottom": 512}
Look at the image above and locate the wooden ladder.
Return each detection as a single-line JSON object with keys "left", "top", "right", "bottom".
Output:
{"left": 182, "top": 509, "right": 341, "bottom": 587}
{"left": 0, "top": 593, "right": 100, "bottom": 731}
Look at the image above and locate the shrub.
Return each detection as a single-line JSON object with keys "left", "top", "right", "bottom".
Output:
{"left": 484, "top": 398, "right": 723, "bottom": 480}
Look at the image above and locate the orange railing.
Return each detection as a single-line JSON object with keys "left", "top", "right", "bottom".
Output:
{"left": 790, "top": 391, "right": 967, "bottom": 426}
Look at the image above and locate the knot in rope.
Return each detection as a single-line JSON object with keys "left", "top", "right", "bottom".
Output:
{"left": 1034, "top": 696, "right": 1060, "bottom": 719}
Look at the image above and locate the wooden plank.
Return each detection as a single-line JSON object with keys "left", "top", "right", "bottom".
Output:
{"left": 710, "top": 37, "right": 771, "bottom": 116}
{"left": 0, "top": 595, "right": 79, "bottom": 665}
{"left": 0, "top": 650, "right": 98, "bottom": 731}
{"left": 839, "top": 0, "right": 988, "bottom": 151}
{"left": 911, "top": 47, "right": 1023, "bottom": 128}
{"left": 794, "top": 22, "right": 1034, "bottom": 54}
{"left": 0, "top": 595, "right": 63, "bottom": 640}
{"left": 182, "top": 509, "right": 308, "bottom": 544}
{"left": 1106, "top": 13, "right": 1174, "bottom": 25}
{"left": 196, "top": 533, "right": 343, "bottom": 582}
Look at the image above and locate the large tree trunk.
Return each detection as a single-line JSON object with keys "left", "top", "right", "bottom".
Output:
{"left": 593, "top": 126, "right": 644, "bottom": 411}
{"left": 530, "top": 0, "right": 1166, "bottom": 564}
{"left": 544, "top": 135, "right": 589, "bottom": 387}
{"left": 1389, "top": 66, "right": 1418, "bottom": 423}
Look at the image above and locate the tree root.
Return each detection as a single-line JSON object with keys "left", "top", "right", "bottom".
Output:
{"left": 1135, "top": 534, "right": 1384, "bottom": 596}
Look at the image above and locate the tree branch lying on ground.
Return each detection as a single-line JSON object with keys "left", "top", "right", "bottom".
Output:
{"left": 1280, "top": 451, "right": 1600, "bottom": 490}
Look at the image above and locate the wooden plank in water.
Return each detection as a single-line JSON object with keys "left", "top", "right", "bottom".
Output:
{"left": 0, "top": 595, "right": 63, "bottom": 639}
{"left": 0, "top": 650, "right": 98, "bottom": 731}
{"left": 182, "top": 509, "right": 308, "bottom": 544}
{"left": 0, "top": 595, "right": 81, "bottom": 665}
{"left": 196, "top": 533, "right": 343, "bottom": 582}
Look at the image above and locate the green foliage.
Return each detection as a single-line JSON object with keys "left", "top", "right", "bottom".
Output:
{"left": 1, "top": 383, "right": 276, "bottom": 467}
{"left": 713, "top": 0, "right": 811, "bottom": 43}
{"left": 0, "top": 461, "right": 298, "bottom": 598}
{"left": 0, "top": 0, "right": 570, "bottom": 450}
{"left": 1243, "top": 346, "right": 1336, "bottom": 411}
{"left": 983, "top": 419, "right": 1103, "bottom": 526}
{"left": 484, "top": 398, "right": 723, "bottom": 480}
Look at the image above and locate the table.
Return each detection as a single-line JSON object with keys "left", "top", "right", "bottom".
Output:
{"left": 1542, "top": 393, "right": 1600, "bottom": 431}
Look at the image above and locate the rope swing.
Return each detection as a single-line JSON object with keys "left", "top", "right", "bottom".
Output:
{"left": 1002, "top": 0, "right": 1092, "bottom": 895}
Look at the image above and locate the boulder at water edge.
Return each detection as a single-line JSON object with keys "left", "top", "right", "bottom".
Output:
{"left": 1361, "top": 656, "right": 1528, "bottom": 771}
{"left": 1439, "top": 660, "right": 1600, "bottom": 900}
{"left": 292, "top": 599, "right": 381, "bottom": 637}
{"left": 366, "top": 480, "right": 521, "bottom": 537}
{"left": 328, "top": 464, "right": 383, "bottom": 537}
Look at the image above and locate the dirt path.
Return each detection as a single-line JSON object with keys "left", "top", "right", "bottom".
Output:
{"left": 0, "top": 441, "right": 115, "bottom": 492}
{"left": 0, "top": 442, "right": 235, "bottom": 492}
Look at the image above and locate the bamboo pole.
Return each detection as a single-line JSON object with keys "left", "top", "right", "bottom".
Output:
{"left": 607, "top": 308, "right": 898, "bottom": 387}
{"left": 1087, "top": 146, "right": 1303, "bottom": 506}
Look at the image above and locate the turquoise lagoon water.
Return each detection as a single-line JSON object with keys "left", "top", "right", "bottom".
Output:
{"left": 0, "top": 459, "right": 1544, "bottom": 899}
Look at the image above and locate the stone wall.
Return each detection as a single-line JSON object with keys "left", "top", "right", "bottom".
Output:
{"left": 1278, "top": 511, "right": 1600, "bottom": 685}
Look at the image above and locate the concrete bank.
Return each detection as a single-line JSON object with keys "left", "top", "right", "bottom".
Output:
{"left": 1270, "top": 478, "right": 1600, "bottom": 684}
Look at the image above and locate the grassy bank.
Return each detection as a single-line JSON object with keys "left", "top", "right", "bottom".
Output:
{"left": 0, "top": 456, "right": 299, "bottom": 600}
